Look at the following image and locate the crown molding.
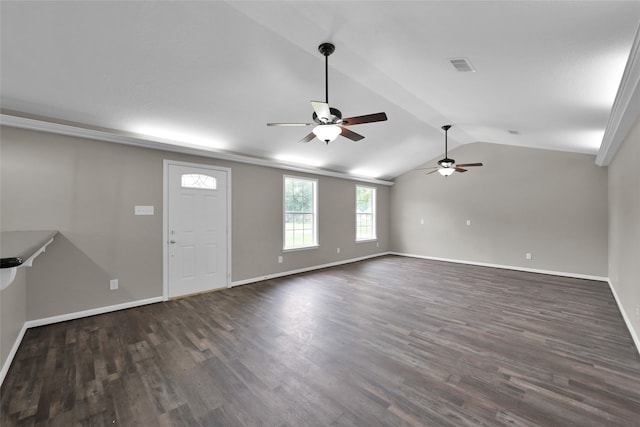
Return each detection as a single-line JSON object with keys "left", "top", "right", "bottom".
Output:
{"left": 0, "top": 110, "right": 393, "bottom": 186}
{"left": 597, "top": 22, "right": 640, "bottom": 166}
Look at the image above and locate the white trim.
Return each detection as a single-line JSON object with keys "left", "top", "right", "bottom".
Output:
{"left": 283, "top": 174, "right": 319, "bottom": 251}
{"left": 0, "top": 296, "right": 163, "bottom": 387}
{"left": 0, "top": 111, "right": 393, "bottom": 186}
{"left": 163, "top": 160, "right": 232, "bottom": 300}
{"left": 24, "top": 297, "right": 164, "bottom": 329}
{"left": 0, "top": 323, "right": 28, "bottom": 387}
{"left": 22, "top": 238, "right": 54, "bottom": 267}
{"left": 355, "top": 184, "right": 377, "bottom": 242}
{"left": 231, "top": 252, "right": 392, "bottom": 287}
{"left": 596, "top": 22, "right": 640, "bottom": 166}
{"left": 163, "top": 161, "right": 169, "bottom": 301}
{"left": 392, "top": 252, "right": 609, "bottom": 282}
{"left": 607, "top": 280, "right": 640, "bottom": 357}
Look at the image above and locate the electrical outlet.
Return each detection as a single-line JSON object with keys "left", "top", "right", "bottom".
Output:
{"left": 337, "top": 247, "right": 340, "bottom": 254}
{"left": 376, "top": 242, "right": 379, "bottom": 247}
{"left": 278, "top": 256, "right": 283, "bottom": 264}
{"left": 420, "top": 219, "right": 424, "bottom": 225}
{"left": 466, "top": 219, "right": 471, "bottom": 226}
{"left": 109, "top": 279, "right": 118, "bottom": 290}
{"left": 525, "top": 253, "right": 532, "bottom": 260}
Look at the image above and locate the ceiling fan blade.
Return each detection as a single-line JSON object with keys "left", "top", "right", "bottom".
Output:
{"left": 456, "top": 162, "right": 483, "bottom": 167}
{"left": 339, "top": 126, "right": 365, "bottom": 141}
{"left": 425, "top": 169, "right": 440, "bottom": 175}
{"left": 455, "top": 168, "right": 468, "bottom": 173}
{"left": 298, "top": 132, "right": 316, "bottom": 143}
{"left": 267, "top": 122, "right": 313, "bottom": 127}
{"left": 311, "top": 101, "right": 331, "bottom": 123}
{"left": 341, "top": 112, "right": 388, "bottom": 126}
{"left": 415, "top": 166, "right": 439, "bottom": 171}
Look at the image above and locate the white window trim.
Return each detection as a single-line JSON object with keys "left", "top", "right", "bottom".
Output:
{"left": 356, "top": 185, "right": 377, "bottom": 242}
{"left": 283, "top": 175, "right": 319, "bottom": 251}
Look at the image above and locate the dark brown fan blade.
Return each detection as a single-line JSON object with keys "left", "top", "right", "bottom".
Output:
{"left": 298, "top": 132, "right": 316, "bottom": 143}
{"left": 339, "top": 126, "right": 365, "bottom": 141}
{"left": 267, "top": 122, "right": 313, "bottom": 127}
{"left": 341, "top": 112, "right": 388, "bottom": 126}
{"left": 455, "top": 162, "right": 483, "bottom": 167}
{"left": 455, "top": 168, "right": 468, "bottom": 173}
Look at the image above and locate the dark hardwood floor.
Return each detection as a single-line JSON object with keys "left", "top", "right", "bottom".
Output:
{"left": 2, "top": 255, "right": 640, "bottom": 426}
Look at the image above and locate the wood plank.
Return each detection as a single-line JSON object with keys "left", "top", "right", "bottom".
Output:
{"left": 2, "top": 256, "right": 640, "bottom": 426}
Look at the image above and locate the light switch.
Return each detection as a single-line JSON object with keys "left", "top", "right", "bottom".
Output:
{"left": 135, "top": 205, "right": 154, "bottom": 215}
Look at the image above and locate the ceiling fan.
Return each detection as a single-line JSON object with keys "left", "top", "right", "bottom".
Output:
{"left": 267, "top": 42, "right": 388, "bottom": 144}
{"left": 423, "top": 125, "right": 483, "bottom": 177}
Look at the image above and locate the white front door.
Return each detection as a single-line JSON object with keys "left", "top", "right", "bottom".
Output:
{"left": 166, "top": 162, "right": 229, "bottom": 298}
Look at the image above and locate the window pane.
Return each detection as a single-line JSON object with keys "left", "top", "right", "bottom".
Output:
{"left": 181, "top": 174, "right": 217, "bottom": 190}
{"left": 284, "top": 177, "right": 317, "bottom": 250}
{"left": 356, "top": 186, "right": 376, "bottom": 241}
{"left": 356, "top": 187, "right": 372, "bottom": 213}
{"left": 285, "top": 178, "right": 313, "bottom": 213}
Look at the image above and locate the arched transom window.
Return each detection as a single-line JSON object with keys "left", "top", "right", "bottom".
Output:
{"left": 181, "top": 173, "right": 217, "bottom": 190}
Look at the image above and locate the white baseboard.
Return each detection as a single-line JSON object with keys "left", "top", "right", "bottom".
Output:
{"left": 0, "top": 296, "right": 163, "bottom": 388}
{"left": 0, "top": 323, "right": 28, "bottom": 387}
{"left": 392, "top": 252, "right": 609, "bottom": 282}
{"left": 607, "top": 280, "right": 640, "bottom": 357}
{"left": 24, "top": 296, "right": 164, "bottom": 329}
{"left": 231, "top": 252, "right": 392, "bottom": 287}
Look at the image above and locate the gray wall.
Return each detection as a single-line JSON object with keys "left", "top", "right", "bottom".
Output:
{"left": 0, "top": 267, "right": 26, "bottom": 369}
{"left": 390, "top": 142, "right": 608, "bottom": 277}
{"left": 0, "top": 126, "right": 390, "bottom": 320}
{"left": 608, "top": 116, "right": 640, "bottom": 346}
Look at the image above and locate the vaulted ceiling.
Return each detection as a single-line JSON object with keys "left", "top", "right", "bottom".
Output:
{"left": 2, "top": 1, "right": 639, "bottom": 180}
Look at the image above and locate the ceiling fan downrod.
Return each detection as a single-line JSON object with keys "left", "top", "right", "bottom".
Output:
{"left": 439, "top": 124, "right": 455, "bottom": 168}
{"left": 318, "top": 42, "right": 335, "bottom": 104}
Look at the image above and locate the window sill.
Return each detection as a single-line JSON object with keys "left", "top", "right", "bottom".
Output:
{"left": 283, "top": 245, "right": 320, "bottom": 253}
{"left": 356, "top": 238, "right": 378, "bottom": 244}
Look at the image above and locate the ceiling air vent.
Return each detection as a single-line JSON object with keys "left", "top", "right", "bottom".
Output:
{"left": 449, "top": 57, "right": 475, "bottom": 72}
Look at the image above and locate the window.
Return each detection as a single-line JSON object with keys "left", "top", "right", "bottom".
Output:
{"left": 284, "top": 176, "right": 318, "bottom": 250}
{"left": 356, "top": 185, "right": 376, "bottom": 241}
{"left": 181, "top": 173, "right": 217, "bottom": 190}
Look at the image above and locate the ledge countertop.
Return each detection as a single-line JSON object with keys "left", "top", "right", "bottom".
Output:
{"left": 0, "top": 230, "right": 58, "bottom": 269}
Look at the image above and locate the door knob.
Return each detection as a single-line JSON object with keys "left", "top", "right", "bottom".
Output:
{"left": 169, "top": 240, "right": 176, "bottom": 244}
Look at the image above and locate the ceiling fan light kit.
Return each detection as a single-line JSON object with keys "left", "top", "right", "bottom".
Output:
{"left": 313, "top": 124, "right": 342, "bottom": 143}
{"left": 438, "top": 167, "right": 456, "bottom": 176}
{"left": 267, "top": 42, "right": 387, "bottom": 144}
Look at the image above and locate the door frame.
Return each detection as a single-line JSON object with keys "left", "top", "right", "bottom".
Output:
{"left": 162, "top": 159, "right": 232, "bottom": 301}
